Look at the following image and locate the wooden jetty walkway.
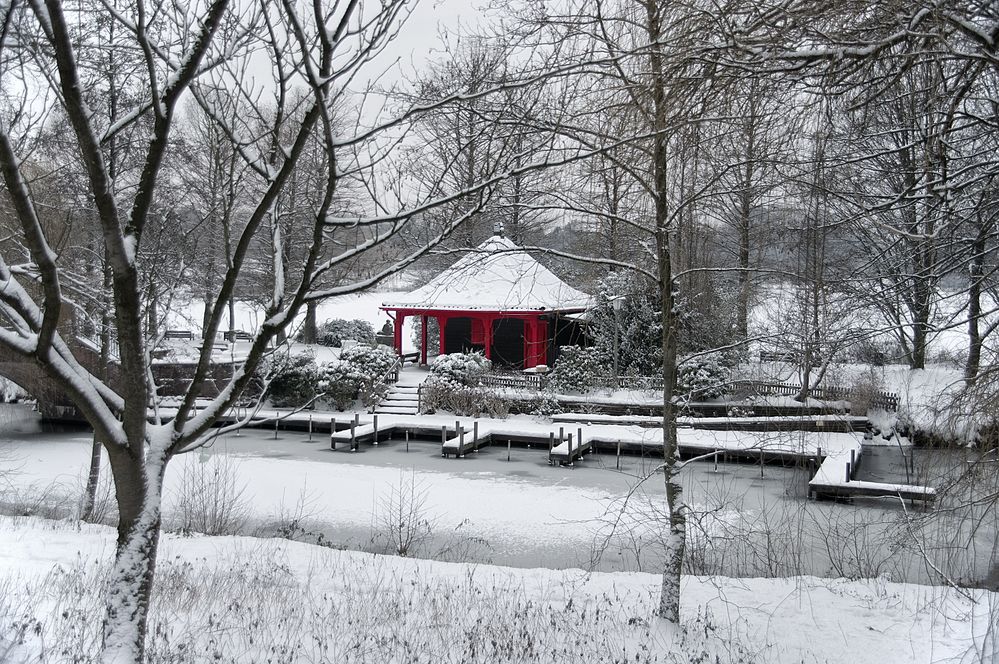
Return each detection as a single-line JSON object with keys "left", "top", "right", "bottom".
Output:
{"left": 221, "top": 408, "right": 936, "bottom": 503}
{"left": 807, "top": 442, "right": 936, "bottom": 505}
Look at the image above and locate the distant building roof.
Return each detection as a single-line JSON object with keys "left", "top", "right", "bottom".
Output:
{"left": 382, "top": 236, "right": 592, "bottom": 312}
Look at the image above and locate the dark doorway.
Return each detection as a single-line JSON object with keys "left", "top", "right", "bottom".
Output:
{"left": 491, "top": 318, "right": 525, "bottom": 368}
{"left": 443, "top": 317, "right": 479, "bottom": 354}
{"left": 547, "top": 315, "right": 588, "bottom": 365}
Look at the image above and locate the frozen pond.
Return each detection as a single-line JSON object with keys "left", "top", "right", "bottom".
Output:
{"left": 1, "top": 404, "right": 996, "bottom": 588}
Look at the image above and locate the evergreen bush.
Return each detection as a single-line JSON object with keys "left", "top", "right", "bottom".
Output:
{"left": 318, "top": 345, "right": 398, "bottom": 410}
{"left": 308, "top": 319, "right": 376, "bottom": 347}
{"left": 265, "top": 354, "right": 320, "bottom": 408}
{"left": 676, "top": 351, "right": 730, "bottom": 399}
{"left": 548, "top": 346, "right": 607, "bottom": 393}
{"left": 427, "top": 352, "right": 491, "bottom": 387}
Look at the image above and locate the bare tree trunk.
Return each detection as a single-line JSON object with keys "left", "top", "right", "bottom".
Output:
{"left": 735, "top": 106, "right": 756, "bottom": 340}
{"left": 102, "top": 447, "right": 167, "bottom": 662}
{"left": 657, "top": 226, "right": 684, "bottom": 622}
{"left": 83, "top": 263, "right": 114, "bottom": 522}
{"left": 736, "top": 193, "right": 751, "bottom": 339}
{"left": 910, "top": 239, "right": 932, "bottom": 370}
{"left": 302, "top": 300, "right": 318, "bottom": 344}
{"left": 79, "top": 436, "right": 103, "bottom": 521}
{"left": 644, "top": 0, "right": 684, "bottom": 623}
{"left": 965, "top": 230, "right": 984, "bottom": 383}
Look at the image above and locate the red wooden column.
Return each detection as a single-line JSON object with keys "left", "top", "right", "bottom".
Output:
{"left": 523, "top": 318, "right": 536, "bottom": 369}
{"left": 523, "top": 316, "right": 548, "bottom": 369}
{"left": 393, "top": 313, "right": 405, "bottom": 356}
{"left": 536, "top": 318, "right": 548, "bottom": 367}
{"left": 483, "top": 315, "right": 493, "bottom": 360}
{"left": 420, "top": 314, "right": 428, "bottom": 365}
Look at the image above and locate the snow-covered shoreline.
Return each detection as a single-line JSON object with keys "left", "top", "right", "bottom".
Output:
{"left": 1, "top": 515, "right": 994, "bottom": 664}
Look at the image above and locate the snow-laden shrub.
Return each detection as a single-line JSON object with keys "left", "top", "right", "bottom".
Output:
{"left": 308, "top": 318, "right": 375, "bottom": 347}
{"left": 265, "top": 354, "right": 319, "bottom": 408}
{"left": 850, "top": 338, "right": 902, "bottom": 367}
{"left": 676, "top": 351, "right": 729, "bottom": 399}
{"left": 427, "top": 352, "right": 491, "bottom": 388}
{"left": 588, "top": 271, "right": 663, "bottom": 375}
{"left": 527, "top": 391, "right": 563, "bottom": 417}
{"left": 421, "top": 352, "right": 505, "bottom": 417}
{"left": 419, "top": 382, "right": 509, "bottom": 418}
{"left": 318, "top": 345, "right": 398, "bottom": 410}
{"left": 548, "top": 346, "right": 607, "bottom": 393}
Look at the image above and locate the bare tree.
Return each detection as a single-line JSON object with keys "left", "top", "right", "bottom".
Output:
{"left": 0, "top": 1, "right": 520, "bottom": 660}
{"left": 498, "top": 0, "right": 740, "bottom": 622}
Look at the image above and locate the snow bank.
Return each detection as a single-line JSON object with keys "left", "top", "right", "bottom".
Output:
{"left": 0, "top": 516, "right": 994, "bottom": 664}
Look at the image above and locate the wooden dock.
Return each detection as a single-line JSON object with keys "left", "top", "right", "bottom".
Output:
{"left": 221, "top": 408, "right": 936, "bottom": 504}
{"left": 809, "top": 479, "right": 937, "bottom": 504}
{"left": 807, "top": 445, "right": 936, "bottom": 505}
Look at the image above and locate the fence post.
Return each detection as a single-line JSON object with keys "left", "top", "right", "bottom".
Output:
{"left": 351, "top": 413, "right": 359, "bottom": 451}
{"left": 459, "top": 424, "right": 465, "bottom": 457}
{"left": 373, "top": 414, "right": 379, "bottom": 446}
{"left": 577, "top": 428, "right": 583, "bottom": 458}
{"left": 330, "top": 417, "right": 336, "bottom": 450}
{"left": 405, "top": 428, "right": 410, "bottom": 453}
{"left": 441, "top": 425, "right": 447, "bottom": 457}
{"left": 507, "top": 437, "right": 511, "bottom": 462}
{"left": 474, "top": 421, "right": 479, "bottom": 451}
{"left": 567, "top": 433, "right": 574, "bottom": 467}
{"left": 616, "top": 439, "right": 621, "bottom": 470}
{"left": 308, "top": 413, "right": 313, "bottom": 441}
{"left": 845, "top": 461, "right": 851, "bottom": 483}
{"left": 274, "top": 418, "right": 279, "bottom": 440}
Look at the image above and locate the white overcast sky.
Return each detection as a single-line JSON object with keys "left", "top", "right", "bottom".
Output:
{"left": 370, "top": 0, "right": 489, "bottom": 79}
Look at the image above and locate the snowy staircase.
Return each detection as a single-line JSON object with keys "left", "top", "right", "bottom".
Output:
{"left": 373, "top": 383, "right": 421, "bottom": 415}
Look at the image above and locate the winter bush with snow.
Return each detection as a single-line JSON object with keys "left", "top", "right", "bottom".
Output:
{"left": 318, "top": 345, "right": 398, "bottom": 410}
{"left": 263, "top": 354, "right": 320, "bottom": 408}
{"left": 548, "top": 345, "right": 607, "bottom": 393}
{"left": 676, "top": 351, "right": 730, "bottom": 399}
{"left": 427, "top": 352, "right": 491, "bottom": 387}
{"left": 587, "top": 271, "right": 663, "bottom": 375}
{"left": 419, "top": 382, "right": 510, "bottom": 418}
{"left": 421, "top": 352, "right": 506, "bottom": 416}
{"left": 308, "top": 318, "right": 376, "bottom": 347}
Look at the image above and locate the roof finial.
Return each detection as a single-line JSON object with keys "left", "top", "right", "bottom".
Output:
{"left": 493, "top": 221, "right": 504, "bottom": 237}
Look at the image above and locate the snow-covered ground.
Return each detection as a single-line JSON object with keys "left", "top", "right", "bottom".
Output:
{"left": 3, "top": 406, "right": 997, "bottom": 586}
{"left": 0, "top": 515, "right": 995, "bottom": 664}
{"left": 162, "top": 290, "right": 418, "bottom": 352}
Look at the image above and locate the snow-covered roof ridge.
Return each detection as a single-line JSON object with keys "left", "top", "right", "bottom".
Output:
{"left": 383, "top": 236, "right": 592, "bottom": 312}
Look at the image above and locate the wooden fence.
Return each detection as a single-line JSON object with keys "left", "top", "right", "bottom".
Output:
{"left": 479, "top": 371, "right": 546, "bottom": 390}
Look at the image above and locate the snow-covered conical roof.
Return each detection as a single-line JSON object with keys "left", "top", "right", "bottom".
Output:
{"left": 383, "top": 236, "right": 592, "bottom": 311}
